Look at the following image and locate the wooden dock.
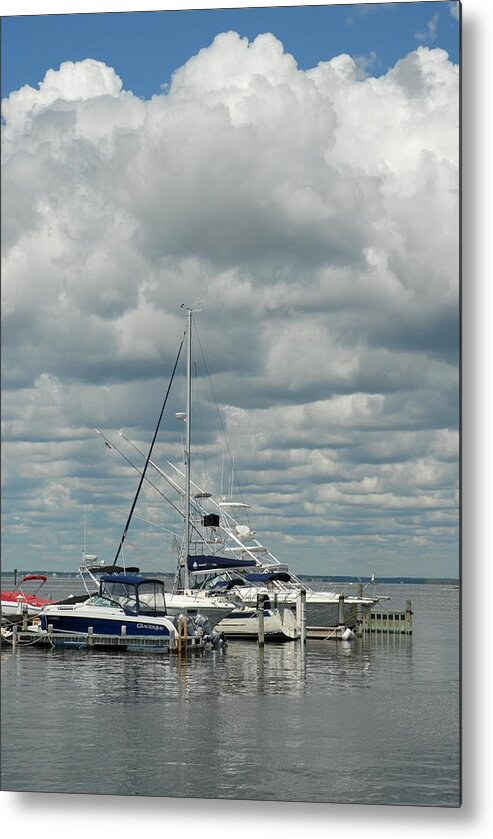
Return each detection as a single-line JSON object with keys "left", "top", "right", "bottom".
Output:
{"left": 1, "top": 624, "right": 204, "bottom": 653}
{"left": 303, "top": 597, "right": 413, "bottom": 640}
{"left": 359, "top": 604, "right": 413, "bottom": 635}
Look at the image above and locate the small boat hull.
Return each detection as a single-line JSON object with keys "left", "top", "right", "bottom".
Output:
{"left": 216, "top": 606, "right": 298, "bottom": 641}
{"left": 1, "top": 575, "right": 53, "bottom": 620}
{"left": 1, "top": 599, "right": 46, "bottom": 619}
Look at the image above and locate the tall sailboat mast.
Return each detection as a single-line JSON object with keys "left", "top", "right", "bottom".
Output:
{"left": 183, "top": 307, "right": 193, "bottom": 590}
{"left": 83, "top": 505, "right": 87, "bottom": 561}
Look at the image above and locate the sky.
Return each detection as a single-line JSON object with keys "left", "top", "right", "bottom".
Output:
{"left": 1, "top": 1, "right": 461, "bottom": 578}
{"left": 1, "top": 2, "right": 460, "bottom": 100}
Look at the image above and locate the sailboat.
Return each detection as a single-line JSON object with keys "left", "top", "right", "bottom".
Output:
{"left": 162, "top": 308, "right": 298, "bottom": 640}
{"left": 111, "top": 309, "right": 388, "bottom": 633}
{"left": 82, "top": 309, "right": 386, "bottom": 639}
{"left": 89, "top": 309, "right": 298, "bottom": 641}
{"left": 33, "top": 337, "right": 233, "bottom": 652}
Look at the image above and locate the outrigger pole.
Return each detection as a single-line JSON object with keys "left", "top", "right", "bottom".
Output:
{"left": 111, "top": 325, "right": 186, "bottom": 567}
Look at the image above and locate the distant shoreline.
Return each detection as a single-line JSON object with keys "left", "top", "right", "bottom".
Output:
{"left": 0, "top": 569, "right": 459, "bottom": 585}
{"left": 297, "top": 575, "right": 460, "bottom": 585}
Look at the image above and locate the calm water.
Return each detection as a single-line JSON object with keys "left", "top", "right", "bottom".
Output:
{"left": 1, "top": 580, "right": 460, "bottom": 806}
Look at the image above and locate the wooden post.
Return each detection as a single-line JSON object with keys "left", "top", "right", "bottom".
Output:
{"left": 257, "top": 593, "right": 265, "bottom": 646}
{"left": 12, "top": 624, "right": 17, "bottom": 649}
{"left": 299, "top": 589, "right": 306, "bottom": 645}
{"left": 338, "top": 594, "right": 345, "bottom": 626}
{"left": 406, "top": 600, "right": 413, "bottom": 632}
{"left": 177, "top": 615, "right": 185, "bottom": 654}
{"left": 88, "top": 626, "right": 94, "bottom": 647}
{"left": 296, "top": 590, "right": 307, "bottom": 643}
{"left": 356, "top": 583, "right": 363, "bottom": 633}
{"left": 22, "top": 603, "right": 28, "bottom": 630}
{"left": 356, "top": 607, "right": 363, "bottom": 636}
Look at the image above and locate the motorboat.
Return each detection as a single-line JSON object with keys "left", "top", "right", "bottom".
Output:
{"left": 77, "top": 557, "right": 238, "bottom": 631}
{"left": 195, "top": 569, "right": 378, "bottom": 629}
{"left": 215, "top": 604, "right": 299, "bottom": 640}
{"left": 1, "top": 575, "right": 54, "bottom": 621}
{"left": 38, "top": 572, "right": 222, "bottom": 651}
{"left": 110, "top": 447, "right": 386, "bottom": 630}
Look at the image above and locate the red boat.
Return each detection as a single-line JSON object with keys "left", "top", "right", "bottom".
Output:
{"left": 1, "top": 574, "right": 54, "bottom": 620}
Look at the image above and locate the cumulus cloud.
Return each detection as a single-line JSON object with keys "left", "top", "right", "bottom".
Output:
{"left": 1, "top": 34, "right": 459, "bottom": 575}
{"left": 415, "top": 14, "right": 439, "bottom": 45}
{"left": 450, "top": 2, "right": 460, "bottom": 21}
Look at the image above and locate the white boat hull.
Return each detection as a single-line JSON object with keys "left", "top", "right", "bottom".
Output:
{"left": 1, "top": 600, "right": 45, "bottom": 619}
{"left": 165, "top": 592, "right": 235, "bottom": 628}
{"left": 216, "top": 606, "right": 298, "bottom": 641}
{"left": 227, "top": 587, "right": 375, "bottom": 628}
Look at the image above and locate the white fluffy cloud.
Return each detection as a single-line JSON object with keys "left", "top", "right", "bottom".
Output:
{"left": 1, "top": 34, "right": 459, "bottom": 575}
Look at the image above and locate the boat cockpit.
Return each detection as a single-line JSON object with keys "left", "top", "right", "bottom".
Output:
{"left": 88, "top": 574, "right": 169, "bottom": 616}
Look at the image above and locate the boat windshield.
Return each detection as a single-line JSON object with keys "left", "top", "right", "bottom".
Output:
{"left": 100, "top": 581, "right": 139, "bottom": 612}
{"left": 85, "top": 594, "right": 123, "bottom": 609}
{"left": 135, "top": 581, "right": 167, "bottom": 615}
{"left": 198, "top": 573, "right": 229, "bottom": 591}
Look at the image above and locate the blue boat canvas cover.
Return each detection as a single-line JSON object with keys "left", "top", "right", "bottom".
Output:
{"left": 187, "top": 555, "right": 257, "bottom": 573}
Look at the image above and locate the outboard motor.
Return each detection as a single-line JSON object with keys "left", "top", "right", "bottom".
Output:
{"left": 175, "top": 612, "right": 201, "bottom": 640}
{"left": 194, "top": 613, "right": 227, "bottom": 649}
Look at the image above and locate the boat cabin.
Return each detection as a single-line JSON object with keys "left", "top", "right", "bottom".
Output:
{"left": 94, "top": 574, "right": 168, "bottom": 616}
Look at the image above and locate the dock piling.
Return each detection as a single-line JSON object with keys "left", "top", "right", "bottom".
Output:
{"left": 337, "top": 594, "right": 345, "bottom": 626}
{"left": 300, "top": 589, "right": 307, "bottom": 644}
{"left": 406, "top": 600, "right": 413, "bottom": 632}
{"left": 257, "top": 593, "right": 265, "bottom": 646}
{"left": 355, "top": 583, "right": 364, "bottom": 635}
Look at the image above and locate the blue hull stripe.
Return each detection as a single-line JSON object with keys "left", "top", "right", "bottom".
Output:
{"left": 41, "top": 614, "right": 171, "bottom": 637}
